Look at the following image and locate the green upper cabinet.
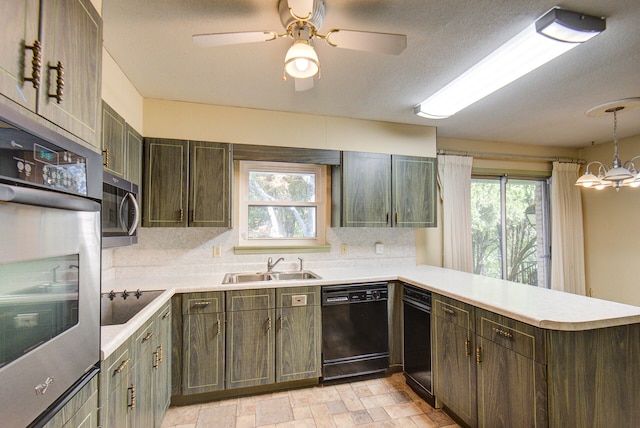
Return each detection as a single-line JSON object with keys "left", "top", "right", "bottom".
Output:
{"left": 0, "top": 0, "right": 102, "bottom": 147}
{"left": 102, "top": 102, "right": 127, "bottom": 177}
{"left": 189, "top": 141, "right": 231, "bottom": 227}
{"left": 143, "top": 138, "right": 231, "bottom": 228}
{"left": 340, "top": 151, "right": 391, "bottom": 227}
{"left": 0, "top": 0, "right": 39, "bottom": 112}
{"left": 143, "top": 138, "right": 189, "bottom": 227}
{"left": 334, "top": 151, "right": 437, "bottom": 227}
{"left": 38, "top": 0, "right": 102, "bottom": 146}
{"left": 126, "top": 125, "right": 143, "bottom": 186}
{"left": 392, "top": 155, "right": 437, "bottom": 227}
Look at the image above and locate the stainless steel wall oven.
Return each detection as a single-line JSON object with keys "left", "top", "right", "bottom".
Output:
{"left": 0, "top": 105, "right": 102, "bottom": 428}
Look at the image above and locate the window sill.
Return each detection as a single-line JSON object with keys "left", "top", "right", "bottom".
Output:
{"left": 233, "top": 245, "right": 331, "bottom": 255}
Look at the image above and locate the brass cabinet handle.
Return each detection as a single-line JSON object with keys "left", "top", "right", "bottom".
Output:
{"left": 386, "top": 212, "right": 390, "bottom": 225}
{"left": 102, "top": 149, "right": 109, "bottom": 167}
{"left": 153, "top": 350, "right": 159, "bottom": 369}
{"left": 266, "top": 316, "right": 272, "bottom": 331}
{"left": 395, "top": 212, "right": 399, "bottom": 224}
{"left": 114, "top": 358, "right": 130, "bottom": 375}
{"left": 476, "top": 346, "right": 482, "bottom": 365}
{"left": 442, "top": 306, "right": 456, "bottom": 316}
{"left": 128, "top": 384, "right": 136, "bottom": 409}
{"left": 179, "top": 208, "right": 183, "bottom": 222}
{"left": 465, "top": 339, "right": 471, "bottom": 357}
{"left": 24, "top": 40, "right": 42, "bottom": 89}
{"left": 492, "top": 327, "right": 514, "bottom": 339}
{"left": 158, "top": 344, "right": 163, "bottom": 363}
{"left": 48, "top": 61, "right": 64, "bottom": 103}
{"left": 278, "top": 316, "right": 287, "bottom": 330}
{"left": 192, "top": 301, "right": 211, "bottom": 307}
{"left": 216, "top": 319, "right": 221, "bottom": 335}
{"left": 142, "top": 332, "right": 154, "bottom": 342}
{"left": 162, "top": 310, "right": 171, "bottom": 319}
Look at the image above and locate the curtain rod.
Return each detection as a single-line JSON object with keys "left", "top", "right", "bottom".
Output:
{"left": 437, "top": 149, "right": 584, "bottom": 164}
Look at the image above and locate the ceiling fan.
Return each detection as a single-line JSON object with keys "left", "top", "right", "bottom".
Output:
{"left": 192, "top": 0, "right": 407, "bottom": 91}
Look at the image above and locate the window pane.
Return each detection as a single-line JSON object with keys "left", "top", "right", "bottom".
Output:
{"left": 471, "top": 179, "right": 502, "bottom": 279}
{"left": 505, "top": 180, "right": 545, "bottom": 287}
{"left": 248, "top": 206, "right": 317, "bottom": 238}
{"left": 249, "top": 171, "right": 316, "bottom": 203}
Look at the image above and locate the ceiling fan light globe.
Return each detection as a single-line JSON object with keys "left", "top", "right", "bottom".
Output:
{"left": 284, "top": 41, "right": 319, "bottom": 78}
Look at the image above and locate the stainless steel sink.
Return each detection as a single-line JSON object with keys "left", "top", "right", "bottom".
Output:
{"left": 222, "top": 270, "right": 320, "bottom": 284}
{"left": 101, "top": 290, "right": 164, "bottom": 326}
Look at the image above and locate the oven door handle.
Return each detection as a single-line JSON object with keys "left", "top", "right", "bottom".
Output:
{"left": 0, "top": 183, "right": 100, "bottom": 212}
{"left": 119, "top": 192, "right": 139, "bottom": 235}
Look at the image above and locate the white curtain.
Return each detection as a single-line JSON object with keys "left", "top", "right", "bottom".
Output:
{"left": 551, "top": 162, "right": 586, "bottom": 295}
{"left": 437, "top": 155, "right": 473, "bottom": 272}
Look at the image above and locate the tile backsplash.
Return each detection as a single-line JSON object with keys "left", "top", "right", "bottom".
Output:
{"left": 103, "top": 227, "right": 417, "bottom": 280}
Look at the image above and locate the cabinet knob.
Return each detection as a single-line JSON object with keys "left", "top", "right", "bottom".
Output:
{"left": 24, "top": 40, "right": 42, "bottom": 89}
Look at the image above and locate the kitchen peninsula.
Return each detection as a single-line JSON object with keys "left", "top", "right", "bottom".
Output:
{"left": 103, "top": 264, "right": 640, "bottom": 427}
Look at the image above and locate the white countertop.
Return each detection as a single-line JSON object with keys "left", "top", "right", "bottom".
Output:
{"left": 100, "top": 264, "right": 640, "bottom": 359}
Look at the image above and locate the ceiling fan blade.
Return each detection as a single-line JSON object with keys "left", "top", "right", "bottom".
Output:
{"left": 324, "top": 29, "right": 407, "bottom": 55}
{"left": 193, "top": 31, "right": 277, "bottom": 48}
{"left": 287, "top": 0, "right": 314, "bottom": 20}
{"left": 294, "top": 77, "right": 314, "bottom": 92}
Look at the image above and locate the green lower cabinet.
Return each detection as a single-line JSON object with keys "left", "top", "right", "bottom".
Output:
{"left": 99, "top": 304, "right": 172, "bottom": 428}
{"left": 275, "top": 287, "right": 321, "bottom": 383}
{"left": 154, "top": 303, "right": 173, "bottom": 424}
{"left": 42, "top": 375, "right": 98, "bottom": 428}
{"left": 182, "top": 292, "right": 226, "bottom": 394}
{"left": 226, "top": 289, "right": 276, "bottom": 389}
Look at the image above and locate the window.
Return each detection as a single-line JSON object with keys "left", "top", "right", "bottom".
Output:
{"left": 238, "top": 161, "right": 327, "bottom": 246}
{"left": 471, "top": 176, "right": 550, "bottom": 288}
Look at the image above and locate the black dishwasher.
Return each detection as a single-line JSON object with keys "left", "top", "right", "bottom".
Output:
{"left": 403, "top": 284, "right": 435, "bottom": 406}
{"left": 322, "top": 283, "right": 389, "bottom": 381}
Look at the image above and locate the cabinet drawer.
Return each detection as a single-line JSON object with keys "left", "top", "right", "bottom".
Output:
{"left": 182, "top": 292, "right": 224, "bottom": 314}
{"left": 227, "top": 288, "right": 275, "bottom": 311}
{"left": 476, "top": 309, "right": 546, "bottom": 364}
{"left": 277, "top": 286, "right": 319, "bottom": 308}
{"left": 433, "top": 294, "right": 474, "bottom": 331}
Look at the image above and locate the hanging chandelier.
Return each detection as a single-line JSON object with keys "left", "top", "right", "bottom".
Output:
{"left": 576, "top": 98, "right": 640, "bottom": 191}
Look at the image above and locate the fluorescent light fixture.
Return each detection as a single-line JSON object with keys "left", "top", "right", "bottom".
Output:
{"left": 414, "top": 7, "right": 605, "bottom": 119}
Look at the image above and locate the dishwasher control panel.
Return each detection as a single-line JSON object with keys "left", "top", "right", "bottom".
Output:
{"left": 322, "top": 283, "right": 388, "bottom": 305}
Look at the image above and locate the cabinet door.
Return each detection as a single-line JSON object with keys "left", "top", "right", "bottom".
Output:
{"left": 341, "top": 151, "right": 391, "bottom": 227}
{"left": 182, "top": 311, "right": 225, "bottom": 394}
{"left": 433, "top": 315, "right": 477, "bottom": 427}
{"left": 132, "top": 323, "right": 155, "bottom": 428}
{"left": 143, "top": 138, "right": 188, "bottom": 227}
{"left": 101, "top": 102, "right": 126, "bottom": 177}
{"left": 0, "top": 0, "right": 39, "bottom": 111}
{"left": 38, "top": 0, "right": 102, "bottom": 146}
{"left": 476, "top": 337, "right": 547, "bottom": 428}
{"left": 226, "top": 288, "right": 276, "bottom": 389}
{"left": 126, "top": 125, "right": 143, "bottom": 186}
{"left": 276, "top": 287, "right": 321, "bottom": 382}
{"left": 154, "top": 304, "right": 172, "bottom": 426}
{"left": 102, "top": 346, "right": 132, "bottom": 428}
{"left": 189, "top": 141, "right": 231, "bottom": 227}
{"left": 392, "top": 155, "right": 437, "bottom": 227}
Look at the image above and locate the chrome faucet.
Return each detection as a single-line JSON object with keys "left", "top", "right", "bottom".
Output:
{"left": 51, "top": 265, "right": 60, "bottom": 283}
{"left": 267, "top": 257, "right": 284, "bottom": 272}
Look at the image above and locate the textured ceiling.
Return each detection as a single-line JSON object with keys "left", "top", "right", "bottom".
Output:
{"left": 102, "top": 0, "right": 640, "bottom": 148}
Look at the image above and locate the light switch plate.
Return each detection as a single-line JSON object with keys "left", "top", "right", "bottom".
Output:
{"left": 292, "top": 295, "right": 307, "bottom": 306}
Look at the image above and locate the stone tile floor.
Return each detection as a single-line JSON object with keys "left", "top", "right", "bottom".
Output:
{"left": 161, "top": 373, "right": 460, "bottom": 427}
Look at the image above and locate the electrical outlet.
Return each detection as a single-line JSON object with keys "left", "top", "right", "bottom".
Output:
{"left": 213, "top": 246, "right": 222, "bottom": 258}
{"left": 375, "top": 242, "right": 384, "bottom": 255}
{"left": 341, "top": 244, "right": 348, "bottom": 254}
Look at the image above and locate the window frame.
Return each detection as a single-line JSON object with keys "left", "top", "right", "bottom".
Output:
{"left": 471, "top": 174, "right": 551, "bottom": 288}
{"left": 238, "top": 160, "right": 327, "bottom": 247}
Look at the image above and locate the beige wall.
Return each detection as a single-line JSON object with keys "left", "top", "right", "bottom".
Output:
{"left": 580, "top": 135, "right": 640, "bottom": 306}
{"left": 101, "top": 48, "right": 144, "bottom": 133}
{"left": 143, "top": 98, "right": 436, "bottom": 157}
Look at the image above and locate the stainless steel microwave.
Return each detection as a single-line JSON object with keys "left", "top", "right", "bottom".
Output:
{"left": 102, "top": 171, "right": 140, "bottom": 248}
